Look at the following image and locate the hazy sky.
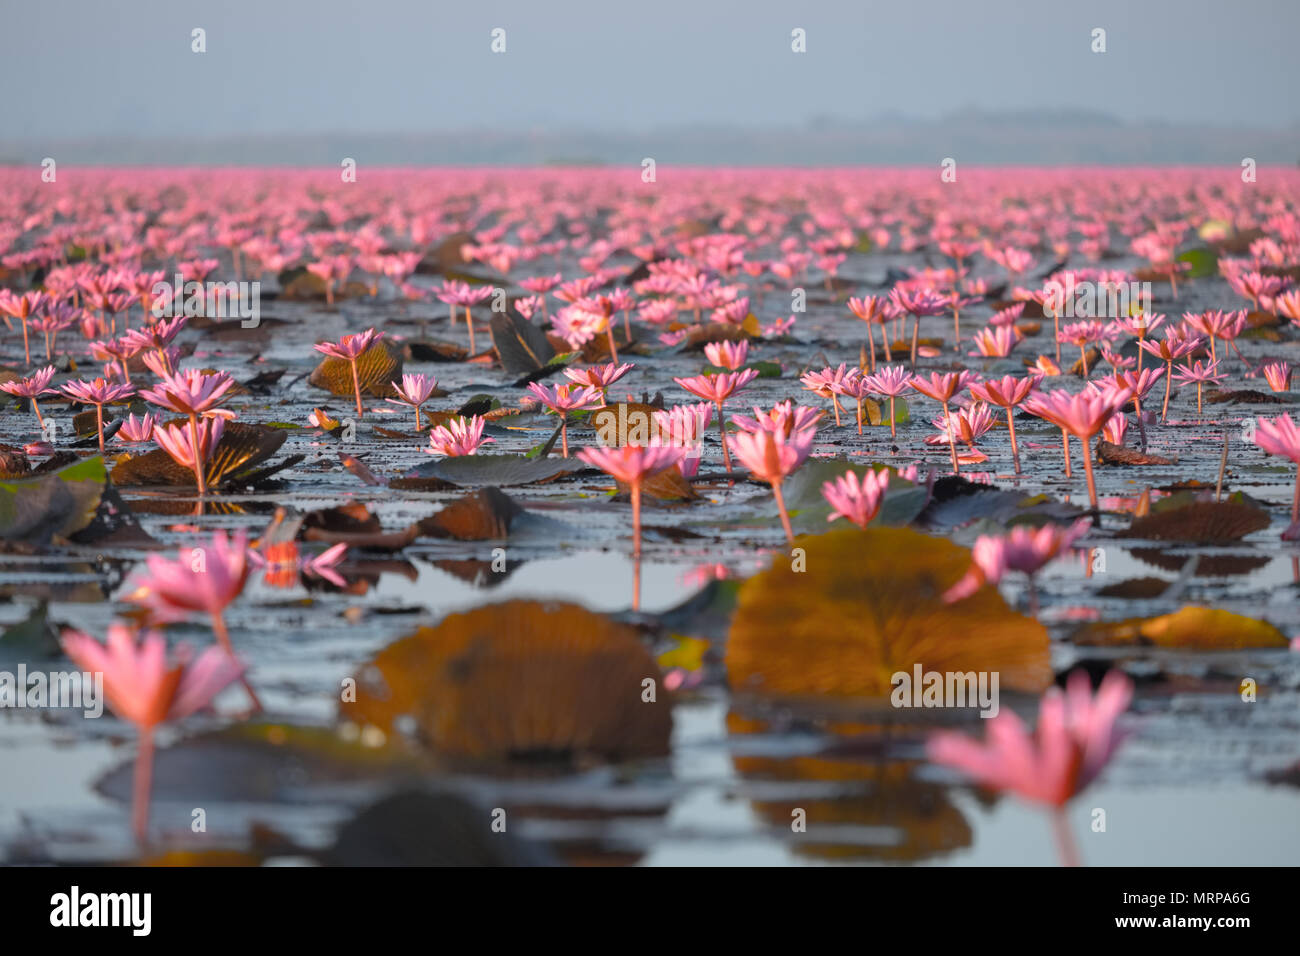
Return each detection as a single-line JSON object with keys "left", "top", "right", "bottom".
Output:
{"left": 3, "top": 0, "right": 1298, "bottom": 142}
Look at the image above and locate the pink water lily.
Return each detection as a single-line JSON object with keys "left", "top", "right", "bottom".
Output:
{"left": 116, "top": 412, "right": 159, "bottom": 444}
{"left": 0, "top": 365, "right": 57, "bottom": 430}
{"left": 386, "top": 372, "right": 438, "bottom": 430}
{"left": 1024, "top": 388, "right": 1129, "bottom": 510}
{"left": 1252, "top": 414, "right": 1300, "bottom": 523}
{"left": 909, "top": 371, "right": 978, "bottom": 473}
{"left": 425, "top": 414, "right": 494, "bottom": 457}
{"left": 943, "top": 518, "right": 1091, "bottom": 608}
{"left": 61, "top": 377, "right": 136, "bottom": 454}
{"left": 62, "top": 624, "right": 245, "bottom": 841}
{"left": 730, "top": 423, "right": 817, "bottom": 545}
{"left": 314, "top": 328, "right": 384, "bottom": 417}
{"left": 929, "top": 669, "right": 1133, "bottom": 865}
{"left": 969, "top": 374, "right": 1039, "bottom": 473}
{"left": 703, "top": 340, "right": 749, "bottom": 371}
{"left": 527, "top": 381, "right": 603, "bottom": 457}
{"left": 822, "top": 468, "right": 890, "bottom": 529}
{"left": 563, "top": 361, "right": 635, "bottom": 393}
{"left": 674, "top": 369, "right": 760, "bottom": 473}
{"left": 577, "top": 443, "right": 685, "bottom": 609}
{"left": 153, "top": 416, "right": 224, "bottom": 481}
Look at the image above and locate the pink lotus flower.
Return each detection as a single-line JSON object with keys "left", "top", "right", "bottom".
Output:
{"left": 651, "top": 402, "right": 713, "bottom": 477}
{"left": 988, "top": 303, "right": 1026, "bottom": 327}
{"left": 526, "top": 381, "right": 603, "bottom": 457}
{"left": 89, "top": 336, "right": 143, "bottom": 384}
{"left": 437, "top": 280, "right": 493, "bottom": 354}
{"left": 138, "top": 368, "right": 237, "bottom": 419}
{"left": 1103, "top": 413, "right": 1128, "bottom": 445}
{"left": 926, "top": 402, "right": 996, "bottom": 463}
{"left": 61, "top": 377, "right": 136, "bottom": 454}
{"left": 1276, "top": 289, "right": 1300, "bottom": 327}
{"left": 730, "top": 424, "right": 817, "bottom": 545}
{"left": 969, "top": 374, "right": 1039, "bottom": 473}
{"left": 800, "top": 363, "right": 857, "bottom": 428}
{"left": 425, "top": 414, "right": 494, "bottom": 456}
{"left": 704, "top": 340, "right": 749, "bottom": 371}
{"left": 847, "top": 295, "right": 890, "bottom": 367}
{"left": 943, "top": 518, "right": 1091, "bottom": 605}
{"left": 128, "top": 528, "right": 250, "bottom": 630}
{"left": 141, "top": 347, "right": 182, "bottom": 379}
{"left": 1252, "top": 414, "right": 1300, "bottom": 523}
{"left": 1058, "top": 320, "right": 1108, "bottom": 377}
{"left": 970, "top": 324, "right": 1021, "bottom": 358}
{"left": 1261, "top": 361, "right": 1292, "bottom": 393}
{"left": 909, "top": 371, "right": 978, "bottom": 474}
{"left": 822, "top": 468, "right": 890, "bottom": 529}
{"left": 863, "top": 365, "right": 915, "bottom": 439}
{"left": 0, "top": 365, "right": 57, "bottom": 430}
{"left": 577, "top": 443, "right": 685, "bottom": 609}
{"left": 306, "top": 255, "right": 352, "bottom": 305}
{"left": 730, "top": 400, "right": 824, "bottom": 437}
{"left": 314, "top": 328, "right": 384, "bottom": 418}
{"left": 928, "top": 669, "right": 1133, "bottom": 864}
{"left": 1139, "top": 328, "right": 1203, "bottom": 421}
{"left": 888, "top": 284, "right": 948, "bottom": 367}
{"left": 830, "top": 370, "right": 878, "bottom": 436}
{"left": 1172, "top": 358, "right": 1226, "bottom": 417}
{"left": 61, "top": 624, "right": 245, "bottom": 840}
{"left": 116, "top": 412, "right": 160, "bottom": 444}
{"left": 673, "top": 369, "right": 760, "bottom": 472}
{"left": 121, "top": 316, "right": 186, "bottom": 374}
{"left": 1104, "top": 366, "right": 1164, "bottom": 452}
{"left": 385, "top": 372, "right": 438, "bottom": 430}
{"left": 0, "top": 290, "right": 47, "bottom": 364}
{"left": 1024, "top": 388, "right": 1129, "bottom": 509}
{"left": 139, "top": 369, "right": 238, "bottom": 494}
{"left": 153, "top": 416, "right": 225, "bottom": 480}
{"left": 987, "top": 245, "right": 1035, "bottom": 280}
{"left": 563, "top": 361, "right": 635, "bottom": 393}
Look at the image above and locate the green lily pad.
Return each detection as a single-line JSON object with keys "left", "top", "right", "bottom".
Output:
{"left": 0, "top": 456, "right": 106, "bottom": 546}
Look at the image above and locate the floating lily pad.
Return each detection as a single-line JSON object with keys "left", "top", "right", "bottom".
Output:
{"left": 109, "top": 423, "right": 294, "bottom": 489}
{"left": 726, "top": 527, "right": 1052, "bottom": 700}
{"left": 782, "top": 458, "right": 929, "bottom": 530}
{"left": 309, "top": 341, "right": 402, "bottom": 398}
{"left": 1071, "top": 605, "right": 1288, "bottom": 649}
{"left": 417, "top": 487, "right": 523, "bottom": 540}
{"left": 340, "top": 601, "right": 672, "bottom": 765}
{"left": 0, "top": 455, "right": 106, "bottom": 545}
{"left": 1125, "top": 500, "right": 1270, "bottom": 543}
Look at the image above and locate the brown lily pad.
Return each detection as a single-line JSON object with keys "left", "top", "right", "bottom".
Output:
{"left": 726, "top": 527, "right": 1052, "bottom": 700}
{"left": 616, "top": 467, "right": 698, "bottom": 502}
{"left": 1097, "top": 441, "right": 1175, "bottom": 466}
{"left": 309, "top": 341, "right": 403, "bottom": 399}
{"left": 108, "top": 422, "right": 292, "bottom": 489}
{"left": 340, "top": 601, "right": 672, "bottom": 765}
{"left": 727, "top": 711, "right": 973, "bottom": 863}
{"left": 417, "top": 487, "right": 522, "bottom": 540}
{"left": 303, "top": 502, "right": 382, "bottom": 535}
{"left": 1095, "top": 576, "right": 1171, "bottom": 599}
{"left": 1072, "top": 605, "right": 1288, "bottom": 649}
{"left": 1125, "top": 500, "right": 1269, "bottom": 543}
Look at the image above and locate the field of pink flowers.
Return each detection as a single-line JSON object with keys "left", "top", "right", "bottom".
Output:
{"left": 1, "top": 165, "right": 1299, "bottom": 865}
